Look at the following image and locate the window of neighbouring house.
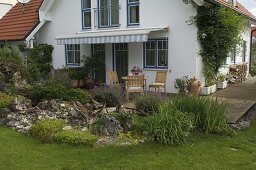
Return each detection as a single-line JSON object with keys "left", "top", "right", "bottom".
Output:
{"left": 127, "top": 0, "right": 140, "bottom": 26}
{"left": 144, "top": 39, "right": 168, "bottom": 69}
{"left": 66, "top": 44, "right": 81, "bottom": 66}
{"left": 231, "top": 45, "right": 236, "bottom": 63}
{"left": 82, "top": 0, "right": 91, "bottom": 29}
{"left": 242, "top": 40, "right": 247, "bottom": 62}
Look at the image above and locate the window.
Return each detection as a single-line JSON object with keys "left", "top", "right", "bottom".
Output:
{"left": 144, "top": 39, "right": 168, "bottom": 68}
{"left": 82, "top": 0, "right": 91, "bottom": 29}
{"left": 242, "top": 41, "right": 247, "bottom": 62}
{"left": 98, "top": 0, "right": 120, "bottom": 28}
{"left": 127, "top": 0, "right": 140, "bottom": 26}
{"left": 231, "top": 45, "right": 236, "bottom": 63}
{"left": 65, "top": 44, "right": 81, "bottom": 66}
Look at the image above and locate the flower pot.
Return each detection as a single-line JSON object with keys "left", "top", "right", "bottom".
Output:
{"left": 200, "top": 86, "right": 211, "bottom": 96}
{"left": 71, "top": 79, "right": 79, "bottom": 88}
{"left": 210, "top": 84, "right": 217, "bottom": 93}
{"left": 85, "top": 78, "right": 95, "bottom": 89}
{"left": 78, "top": 79, "right": 85, "bottom": 88}
{"left": 200, "top": 84, "right": 216, "bottom": 96}
{"left": 217, "top": 81, "right": 228, "bottom": 89}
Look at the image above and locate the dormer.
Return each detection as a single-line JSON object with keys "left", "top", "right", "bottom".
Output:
{"left": 228, "top": 0, "right": 237, "bottom": 6}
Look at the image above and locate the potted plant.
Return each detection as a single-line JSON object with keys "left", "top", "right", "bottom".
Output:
{"left": 174, "top": 76, "right": 187, "bottom": 95}
{"left": 68, "top": 68, "right": 86, "bottom": 88}
{"left": 200, "top": 78, "right": 217, "bottom": 95}
{"left": 81, "top": 55, "right": 102, "bottom": 89}
{"left": 131, "top": 66, "right": 143, "bottom": 75}
{"left": 217, "top": 75, "right": 228, "bottom": 89}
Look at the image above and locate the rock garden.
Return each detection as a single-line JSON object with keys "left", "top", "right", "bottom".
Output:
{"left": 0, "top": 45, "right": 240, "bottom": 148}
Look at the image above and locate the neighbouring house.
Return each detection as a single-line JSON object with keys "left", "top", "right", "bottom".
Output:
{"left": 0, "top": 2, "right": 12, "bottom": 19}
{"left": 0, "top": 0, "right": 256, "bottom": 93}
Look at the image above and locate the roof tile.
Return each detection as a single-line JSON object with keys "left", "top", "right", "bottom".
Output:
{"left": 0, "top": 0, "right": 43, "bottom": 41}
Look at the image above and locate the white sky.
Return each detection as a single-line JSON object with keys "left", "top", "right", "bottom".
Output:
{"left": 239, "top": 0, "right": 256, "bottom": 16}
{"left": 0, "top": 0, "right": 256, "bottom": 15}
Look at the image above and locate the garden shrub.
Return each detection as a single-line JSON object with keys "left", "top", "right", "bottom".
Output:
{"left": 171, "top": 96, "right": 232, "bottom": 134}
{"left": 28, "top": 80, "right": 90, "bottom": 104}
{"left": 133, "top": 103, "right": 194, "bottom": 145}
{"left": 54, "top": 130, "right": 98, "bottom": 146}
{"left": 0, "top": 92, "right": 13, "bottom": 109}
{"left": 23, "top": 45, "right": 54, "bottom": 83}
{"left": 250, "top": 64, "right": 256, "bottom": 76}
{"left": 92, "top": 87, "right": 122, "bottom": 107}
{"left": 30, "top": 119, "right": 65, "bottom": 143}
{"left": 135, "top": 93, "right": 162, "bottom": 115}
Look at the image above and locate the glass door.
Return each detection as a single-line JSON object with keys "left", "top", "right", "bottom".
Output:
{"left": 92, "top": 44, "right": 106, "bottom": 83}
{"left": 114, "top": 43, "right": 128, "bottom": 82}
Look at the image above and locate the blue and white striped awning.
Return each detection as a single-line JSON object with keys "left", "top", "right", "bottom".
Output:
{"left": 56, "top": 27, "right": 168, "bottom": 45}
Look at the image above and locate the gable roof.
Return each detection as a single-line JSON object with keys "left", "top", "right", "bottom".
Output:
{"left": 0, "top": 0, "right": 43, "bottom": 41}
{"left": 215, "top": 0, "right": 256, "bottom": 21}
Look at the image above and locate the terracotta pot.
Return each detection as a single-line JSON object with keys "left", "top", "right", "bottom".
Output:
{"left": 85, "top": 78, "right": 95, "bottom": 89}
{"left": 78, "top": 79, "right": 85, "bottom": 88}
{"left": 189, "top": 78, "right": 201, "bottom": 96}
{"left": 71, "top": 79, "right": 79, "bottom": 88}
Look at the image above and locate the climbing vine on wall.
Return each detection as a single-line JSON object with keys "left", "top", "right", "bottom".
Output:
{"left": 195, "top": 4, "right": 246, "bottom": 85}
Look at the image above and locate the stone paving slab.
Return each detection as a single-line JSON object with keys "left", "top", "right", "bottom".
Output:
{"left": 215, "top": 97, "right": 256, "bottom": 124}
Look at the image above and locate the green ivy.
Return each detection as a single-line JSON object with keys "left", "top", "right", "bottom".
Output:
{"left": 195, "top": 4, "right": 246, "bottom": 83}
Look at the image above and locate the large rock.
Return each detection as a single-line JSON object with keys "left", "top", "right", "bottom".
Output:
{"left": 93, "top": 116, "right": 123, "bottom": 136}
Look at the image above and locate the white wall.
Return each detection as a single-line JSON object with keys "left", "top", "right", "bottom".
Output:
{"left": 0, "top": 3, "right": 12, "bottom": 19}
{"left": 38, "top": 0, "right": 201, "bottom": 93}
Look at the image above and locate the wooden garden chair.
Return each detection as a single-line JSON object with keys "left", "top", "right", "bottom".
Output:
{"left": 149, "top": 71, "right": 167, "bottom": 93}
{"left": 125, "top": 75, "right": 145, "bottom": 101}
{"left": 108, "top": 71, "right": 121, "bottom": 88}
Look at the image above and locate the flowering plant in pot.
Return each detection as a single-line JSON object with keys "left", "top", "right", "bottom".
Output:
{"left": 131, "top": 66, "right": 143, "bottom": 75}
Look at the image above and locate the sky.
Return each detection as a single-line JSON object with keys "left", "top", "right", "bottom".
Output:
{"left": 0, "top": 0, "right": 256, "bottom": 15}
{"left": 239, "top": 0, "right": 256, "bottom": 15}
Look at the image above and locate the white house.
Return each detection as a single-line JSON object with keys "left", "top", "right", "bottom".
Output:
{"left": 0, "top": 2, "right": 12, "bottom": 19}
{"left": 0, "top": 0, "right": 256, "bottom": 93}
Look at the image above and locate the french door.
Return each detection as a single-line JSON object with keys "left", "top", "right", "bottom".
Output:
{"left": 92, "top": 44, "right": 106, "bottom": 83}
{"left": 113, "top": 43, "right": 128, "bottom": 82}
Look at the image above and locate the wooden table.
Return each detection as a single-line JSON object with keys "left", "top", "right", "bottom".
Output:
{"left": 122, "top": 75, "right": 147, "bottom": 91}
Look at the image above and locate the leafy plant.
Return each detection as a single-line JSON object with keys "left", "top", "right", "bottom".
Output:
{"left": 30, "top": 119, "right": 65, "bottom": 143}
{"left": 174, "top": 76, "right": 189, "bottom": 95}
{"left": 171, "top": 96, "right": 232, "bottom": 134}
{"left": 24, "top": 45, "right": 54, "bottom": 83}
{"left": 28, "top": 79, "right": 90, "bottom": 104}
{"left": 54, "top": 130, "right": 98, "bottom": 146}
{"left": 0, "top": 92, "right": 13, "bottom": 110}
{"left": 135, "top": 93, "right": 162, "bottom": 115}
{"left": 92, "top": 87, "right": 122, "bottom": 107}
{"left": 134, "top": 103, "right": 194, "bottom": 145}
{"left": 250, "top": 64, "right": 256, "bottom": 76}
{"left": 195, "top": 5, "right": 246, "bottom": 82}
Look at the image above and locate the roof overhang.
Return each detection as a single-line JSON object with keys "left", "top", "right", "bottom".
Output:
{"left": 55, "top": 27, "right": 169, "bottom": 45}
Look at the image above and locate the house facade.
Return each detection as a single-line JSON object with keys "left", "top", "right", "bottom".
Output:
{"left": 0, "top": 3, "right": 12, "bottom": 19}
{"left": 37, "top": 0, "right": 202, "bottom": 93}
{"left": 0, "top": 0, "right": 255, "bottom": 93}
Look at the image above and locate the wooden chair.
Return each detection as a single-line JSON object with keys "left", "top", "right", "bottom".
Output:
{"left": 108, "top": 71, "right": 121, "bottom": 87}
{"left": 125, "top": 75, "right": 145, "bottom": 101}
{"left": 149, "top": 71, "right": 167, "bottom": 93}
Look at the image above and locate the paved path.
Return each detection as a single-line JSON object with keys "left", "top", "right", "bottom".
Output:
{"left": 211, "top": 77, "right": 256, "bottom": 123}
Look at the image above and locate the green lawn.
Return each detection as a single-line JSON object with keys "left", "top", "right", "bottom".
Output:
{"left": 1, "top": 123, "right": 256, "bottom": 170}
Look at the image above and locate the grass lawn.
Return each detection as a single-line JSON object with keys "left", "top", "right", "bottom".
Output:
{"left": 1, "top": 123, "right": 256, "bottom": 170}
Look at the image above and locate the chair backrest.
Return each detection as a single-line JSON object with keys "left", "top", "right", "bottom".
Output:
{"left": 126, "top": 75, "right": 145, "bottom": 88}
{"left": 155, "top": 71, "right": 167, "bottom": 84}
{"left": 108, "top": 71, "right": 119, "bottom": 85}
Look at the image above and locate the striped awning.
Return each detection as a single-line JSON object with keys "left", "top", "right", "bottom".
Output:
{"left": 56, "top": 27, "right": 168, "bottom": 45}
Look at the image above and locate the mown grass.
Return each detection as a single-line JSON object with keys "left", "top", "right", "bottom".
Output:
{"left": 1, "top": 122, "right": 256, "bottom": 170}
